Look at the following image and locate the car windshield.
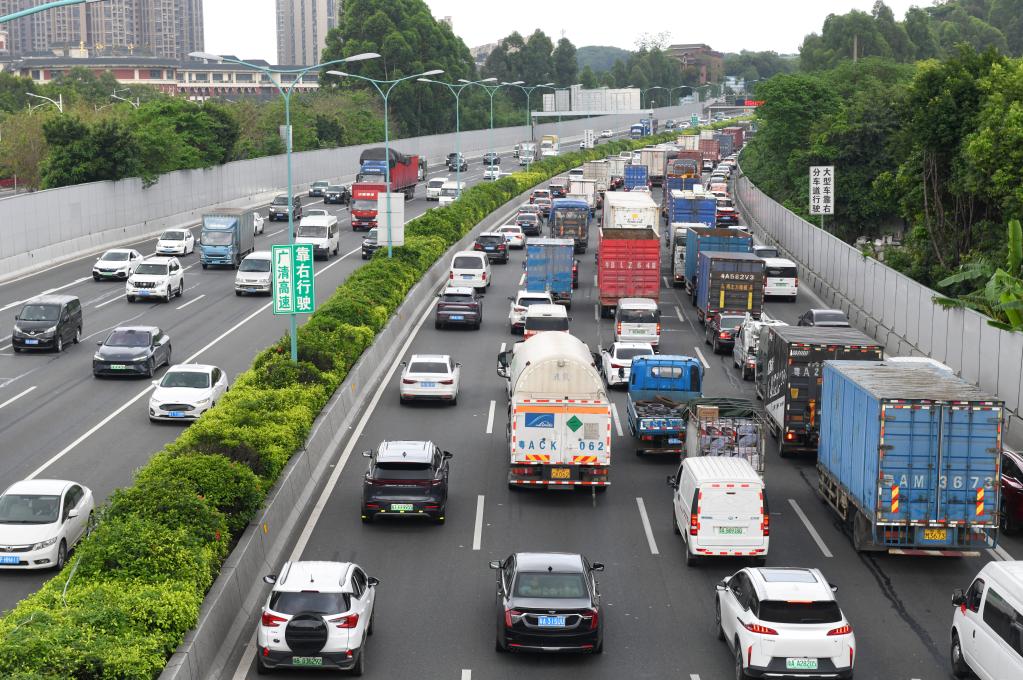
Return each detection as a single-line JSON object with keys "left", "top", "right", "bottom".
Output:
{"left": 756, "top": 247, "right": 779, "bottom": 258}
{"left": 352, "top": 199, "right": 376, "bottom": 211}
{"left": 499, "top": 227, "right": 520, "bottom": 235}
{"left": 0, "top": 494, "right": 60, "bottom": 524}
{"left": 619, "top": 309, "right": 659, "bottom": 323}
{"left": 453, "top": 256, "right": 482, "bottom": 269}
{"left": 271, "top": 196, "right": 289, "bottom": 206}
{"left": 513, "top": 572, "right": 587, "bottom": 599}
{"left": 441, "top": 293, "right": 475, "bottom": 304}
{"left": 409, "top": 361, "right": 449, "bottom": 374}
{"left": 18, "top": 304, "right": 59, "bottom": 322}
{"left": 327, "top": 185, "right": 343, "bottom": 192}
{"left": 720, "top": 315, "right": 745, "bottom": 329}
{"left": 517, "top": 297, "right": 551, "bottom": 307}
{"left": 298, "top": 225, "right": 328, "bottom": 238}
{"left": 160, "top": 231, "right": 185, "bottom": 241}
{"left": 135, "top": 263, "right": 169, "bottom": 275}
{"left": 816, "top": 311, "right": 848, "bottom": 323}
{"left": 240, "top": 258, "right": 271, "bottom": 273}
{"left": 101, "top": 251, "right": 130, "bottom": 261}
{"left": 160, "top": 371, "right": 210, "bottom": 389}
{"left": 616, "top": 347, "right": 654, "bottom": 360}
{"left": 105, "top": 330, "right": 151, "bottom": 347}
{"left": 313, "top": 182, "right": 327, "bottom": 187}
{"left": 373, "top": 461, "right": 434, "bottom": 480}
{"left": 527, "top": 317, "right": 569, "bottom": 331}
{"left": 757, "top": 600, "right": 843, "bottom": 624}
{"left": 518, "top": 215, "right": 538, "bottom": 223}
{"left": 441, "top": 187, "right": 459, "bottom": 197}
{"left": 429, "top": 180, "right": 446, "bottom": 188}
{"left": 201, "top": 231, "right": 233, "bottom": 246}
{"left": 269, "top": 591, "right": 350, "bottom": 616}
{"left": 478, "top": 235, "right": 503, "bottom": 245}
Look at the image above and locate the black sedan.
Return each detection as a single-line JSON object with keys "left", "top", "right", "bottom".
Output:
{"left": 361, "top": 440, "right": 452, "bottom": 524}
{"left": 705, "top": 313, "right": 745, "bottom": 354}
{"left": 482, "top": 152, "right": 501, "bottom": 166}
{"left": 516, "top": 213, "right": 542, "bottom": 236}
{"left": 361, "top": 228, "right": 382, "bottom": 260}
{"left": 93, "top": 326, "right": 172, "bottom": 378}
{"left": 324, "top": 183, "right": 350, "bottom": 205}
{"left": 435, "top": 287, "right": 483, "bottom": 330}
{"left": 797, "top": 308, "right": 851, "bottom": 327}
{"left": 491, "top": 552, "right": 604, "bottom": 654}
{"left": 474, "top": 233, "right": 509, "bottom": 263}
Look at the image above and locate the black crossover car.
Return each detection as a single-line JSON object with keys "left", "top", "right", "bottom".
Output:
{"left": 361, "top": 440, "right": 452, "bottom": 524}
{"left": 474, "top": 233, "right": 509, "bottom": 264}
{"left": 447, "top": 153, "right": 468, "bottom": 172}
{"left": 93, "top": 326, "right": 171, "bottom": 378}
{"left": 324, "top": 184, "right": 350, "bottom": 205}
{"left": 435, "top": 287, "right": 483, "bottom": 330}
{"left": 268, "top": 194, "right": 302, "bottom": 221}
{"left": 491, "top": 552, "right": 604, "bottom": 653}
{"left": 797, "top": 308, "right": 851, "bottom": 327}
{"left": 482, "top": 152, "right": 501, "bottom": 166}
{"left": 361, "top": 228, "right": 382, "bottom": 260}
{"left": 516, "top": 213, "right": 542, "bottom": 237}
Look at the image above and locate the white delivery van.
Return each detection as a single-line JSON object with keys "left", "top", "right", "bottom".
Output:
{"left": 295, "top": 214, "right": 339, "bottom": 259}
{"left": 613, "top": 298, "right": 661, "bottom": 348}
{"left": 950, "top": 560, "right": 1023, "bottom": 680}
{"left": 523, "top": 303, "right": 569, "bottom": 340}
{"left": 761, "top": 257, "right": 798, "bottom": 299}
{"left": 438, "top": 181, "right": 465, "bottom": 207}
{"left": 448, "top": 251, "right": 490, "bottom": 292}
{"left": 426, "top": 177, "right": 447, "bottom": 201}
{"left": 667, "top": 457, "right": 768, "bottom": 567}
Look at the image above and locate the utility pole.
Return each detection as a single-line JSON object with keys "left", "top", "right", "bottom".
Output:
{"left": 853, "top": 34, "right": 858, "bottom": 63}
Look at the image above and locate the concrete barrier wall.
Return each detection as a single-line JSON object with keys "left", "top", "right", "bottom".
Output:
{"left": 0, "top": 102, "right": 705, "bottom": 283}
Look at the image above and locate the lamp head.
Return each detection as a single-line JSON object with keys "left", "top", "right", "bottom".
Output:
{"left": 344, "top": 52, "right": 380, "bottom": 62}
{"left": 188, "top": 51, "right": 222, "bottom": 62}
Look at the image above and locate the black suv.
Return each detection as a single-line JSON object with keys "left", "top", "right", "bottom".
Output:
{"left": 361, "top": 228, "right": 381, "bottom": 260}
{"left": 491, "top": 552, "right": 604, "bottom": 653}
{"left": 361, "top": 440, "right": 452, "bottom": 524}
{"left": 482, "top": 152, "right": 501, "bottom": 166}
{"left": 705, "top": 313, "right": 746, "bottom": 354}
{"left": 447, "top": 153, "right": 468, "bottom": 172}
{"left": 436, "top": 287, "right": 483, "bottom": 329}
{"left": 12, "top": 295, "right": 83, "bottom": 353}
{"left": 324, "top": 183, "right": 350, "bottom": 205}
{"left": 269, "top": 194, "right": 302, "bottom": 221}
{"left": 474, "top": 233, "right": 509, "bottom": 264}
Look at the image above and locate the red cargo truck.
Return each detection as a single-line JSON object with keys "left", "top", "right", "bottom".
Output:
{"left": 350, "top": 182, "right": 385, "bottom": 231}
{"left": 720, "top": 127, "right": 745, "bottom": 153}
{"left": 356, "top": 148, "right": 420, "bottom": 199}
{"left": 698, "top": 139, "right": 720, "bottom": 165}
{"left": 597, "top": 227, "right": 660, "bottom": 318}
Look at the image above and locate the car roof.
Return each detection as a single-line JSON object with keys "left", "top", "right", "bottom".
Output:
{"left": 312, "top": 179, "right": 328, "bottom": 184}
{"left": 442, "top": 287, "right": 475, "bottom": 295}
{"left": 101, "top": 248, "right": 137, "bottom": 255}
{"left": 762, "top": 257, "right": 796, "bottom": 267}
{"left": 140, "top": 256, "right": 175, "bottom": 264}
{"left": 409, "top": 354, "right": 451, "bottom": 363}
{"left": 526, "top": 304, "right": 567, "bottom": 317}
{"left": 275, "top": 561, "right": 352, "bottom": 593}
{"left": 478, "top": 231, "right": 504, "bottom": 237}
{"left": 23, "top": 294, "right": 77, "bottom": 306}
{"left": 377, "top": 440, "right": 434, "bottom": 463}
{"left": 515, "top": 552, "right": 586, "bottom": 573}
{"left": 159, "top": 228, "right": 188, "bottom": 234}
{"left": 684, "top": 456, "right": 761, "bottom": 484}
{"left": 618, "top": 297, "right": 657, "bottom": 309}
{"left": 428, "top": 177, "right": 448, "bottom": 184}
{"left": 612, "top": 341, "right": 654, "bottom": 351}
{"left": 516, "top": 290, "right": 553, "bottom": 299}
{"left": 452, "top": 250, "right": 486, "bottom": 261}
{"left": 110, "top": 325, "right": 159, "bottom": 335}
{"left": 164, "top": 363, "right": 217, "bottom": 373}
{"left": 299, "top": 215, "right": 335, "bottom": 225}
{"left": 244, "top": 250, "right": 272, "bottom": 259}
{"left": 979, "top": 560, "right": 1023, "bottom": 592}
{"left": 747, "top": 567, "right": 835, "bottom": 602}
{"left": 3, "top": 479, "right": 75, "bottom": 495}
{"left": 499, "top": 224, "right": 522, "bottom": 230}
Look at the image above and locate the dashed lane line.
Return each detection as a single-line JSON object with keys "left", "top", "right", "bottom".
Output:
{"left": 610, "top": 402, "right": 624, "bottom": 437}
{"left": 486, "top": 400, "right": 496, "bottom": 434}
{"left": 693, "top": 347, "right": 710, "bottom": 369}
{"left": 788, "top": 498, "right": 833, "bottom": 558}
{"left": 636, "top": 497, "right": 660, "bottom": 555}
{"left": 0, "top": 386, "right": 37, "bottom": 410}
{"left": 473, "top": 495, "right": 485, "bottom": 551}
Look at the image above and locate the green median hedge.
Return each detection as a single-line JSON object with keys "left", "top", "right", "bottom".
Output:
{"left": 0, "top": 129, "right": 679, "bottom": 679}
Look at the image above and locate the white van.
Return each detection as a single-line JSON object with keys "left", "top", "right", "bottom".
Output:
{"left": 296, "top": 214, "right": 339, "bottom": 259}
{"left": 438, "top": 181, "right": 465, "bottom": 207}
{"left": 667, "top": 457, "right": 768, "bottom": 567}
{"left": 448, "top": 251, "right": 490, "bottom": 292}
{"left": 234, "top": 251, "right": 273, "bottom": 296}
{"left": 523, "top": 304, "right": 569, "bottom": 339}
{"left": 614, "top": 298, "right": 661, "bottom": 348}
{"left": 761, "top": 257, "right": 798, "bottom": 299}
{"left": 950, "top": 560, "right": 1023, "bottom": 680}
{"left": 426, "top": 177, "right": 447, "bottom": 201}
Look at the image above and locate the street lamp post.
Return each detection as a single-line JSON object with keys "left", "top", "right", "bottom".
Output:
{"left": 501, "top": 82, "right": 554, "bottom": 168}
{"left": 26, "top": 92, "right": 62, "bottom": 114}
{"left": 189, "top": 50, "right": 380, "bottom": 363}
{"left": 324, "top": 68, "right": 444, "bottom": 259}
{"left": 465, "top": 79, "right": 520, "bottom": 174}
{"left": 417, "top": 77, "right": 496, "bottom": 199}
{"left": 1, "top": 0, "right": 104, "bottom": 24}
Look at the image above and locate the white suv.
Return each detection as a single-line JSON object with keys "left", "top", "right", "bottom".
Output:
{"left": 716, "top": 567, "right": 855, "bottom": 679}
{"left": 257, "top": 561, "right": 378, "bottom": 675}
{"left": 126, "top": 257, "right": 184, "bottom": 303}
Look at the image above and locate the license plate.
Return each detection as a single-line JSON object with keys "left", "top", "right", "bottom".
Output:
{"left": 550, "top": 468, "right": 571, "bottom": 480}
{"left": 450, "top": 315, "right": 464, "bottom": 321}
{"left": 390, "top": 503, "right": 414, "bottom": 512}
{"left": 246, "top": 288, "right": 260, "bottom": 292}
{"left": 668, "top": 438, "right": 682, "bottom": 445}
{"left": 461, "top": 274, "right": 473, "bottom": 279}
{"left": 421, "top": 381, "right": 436, "bottom": 388}
{"left": 786, "top": 658, "right": 818, "bottom": 670}
{"left": 110, "top": 364, "right": 127, "bottom": 370}
{"left": 24, "top": 339, "right": 38, "bottom": 345}
{"left": 485, "top": 246, "right": 494, "bottom": 250}
{"left": 923, "top": 528, "right": 948, "bottom": 541}
{"left": 537, "top": 615, "right": 565, "bottom": 627}
{"left": 139, "top": 291, "right": 151, "bottom": 296}
{"left": 169, "top": 411, "right": 186, "bottom": 418}
{"left": 0, "top": 556, "right": 19, "bottom": 564}
{"left": 292, "top": 656, "right": 323, "bottom": 667}
{"left": 718, "top": 527, "right": 745, "bottom": 535}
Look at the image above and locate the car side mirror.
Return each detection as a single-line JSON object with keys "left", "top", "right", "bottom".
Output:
{"left": 489, "top": 561, "right": 501, "bottom": 570}
{"left": 13, "top": 314, "right": 19, "bottom": 321}
{"left": 952, "top": 589, "right": 966, "bottom": 606}
{"left": 508, "top": 296, "right": 514, "bottom": 302}
{"left": 152, "top": 380, "right": 160, "bottom": 387}
{"left": 96, "top": 341, "right": 103, "bottom": 346}
{"left": 400, "top": 361, "right": 407, "bottom": 367}
{"left": 443, "top": 451, "right": 453, "bottom": 459}
{"left": 715, "top": 579, "right": 728, "bottom": 591}
{"left": 367, "top": 576, "right": 380, "bottom": 587}
{"left": 263, "top": 574, "right": 277, "bottom": 584}
{"left": 362, "top": 450, "right": 372, "bottom": 458}
{"left": 830, "top": 584, "right": 839, "bottom": 593}
{"left": 66, "top": 508, "right": 79, "bottom": 520}
{"left": 666, "top": 475, "right": 677, "bottom": 489}
{"left": 591, "top": 562, "right": 605, "bottom": 572}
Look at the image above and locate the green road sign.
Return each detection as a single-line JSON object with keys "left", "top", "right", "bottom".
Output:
{"left": 272, "top": 244, "right": 315, "bottom": 315}
{"left": 691, "top": 114, "right": 699, "bottom": 126}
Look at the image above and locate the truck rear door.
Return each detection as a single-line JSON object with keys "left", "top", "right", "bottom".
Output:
{"left": 512, "top": 403, "right": 611, "bottom": 469}
{"left": 876, "top": 403, "right": 942, "bottom": 525}
{"left": 936, "top": 404, "right": 1000, "bottom": 526}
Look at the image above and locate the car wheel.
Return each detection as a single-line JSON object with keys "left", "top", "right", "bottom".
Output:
{"left": 951, "top": 631, "right": 972, "bottom": 678}
{"left": 593, "top": 638, "right": 603, "bottom": 654}
{"left": 55, "top": 335, "right": 64, "bottom": 353}
{"left": 672, "top": 514, "right": 681, "bottom": 535}
{"left": 236, "top": 291, "right": 242, "bottom": 296}
{"left": 350, "top": 646, "right": 365, "bottom": 677}
{"left": 13, "top": 346, "right": 21, "bottom": 353}
{"left": 735, "top": 645, "right": 751, "bottom": 680}
{"left": 450, "top": 396, "right": 458, "bottom": 407}
{"left": 93, "top": 274, "right": 100, "bottom": 281}
{"left": 164, "top": 346, "right": 172, "bottom": 367}
{"left": 147, "top": 359, "right": 155, "bottom": 378}
{"left": 715, "top": 600, "right": 725, "bottom": 641}
{"left": 1000, "top": 500, "right": 1015, "bottom": 534}
{"left": 74, "top": 327, "right": 81, "bottom": 344}
{"left": 685, "top": 548, "right": 699, "bottom": 567}
{"left": 55, "top": 540, "right": 67, "bottom": 570}
{"left": 435, "top": 320, "right": 442, "bottom": 329}
{"left": 177, "top": 279, "right": 184, "bottom": 297}
{"left": 399, "top": 395, "right": 407, "bottom": 405}
{"left": 202, "top": 263, "right": 208, "bottom": 270}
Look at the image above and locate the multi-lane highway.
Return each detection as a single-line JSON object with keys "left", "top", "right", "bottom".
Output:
{"left": 0, "top": 150, "right": 524, "bottom": 611}
{"left": 221, "top": 180, "right": 1021, "bottom": 680}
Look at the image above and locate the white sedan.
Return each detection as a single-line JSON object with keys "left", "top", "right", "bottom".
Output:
{"left": 92, "top": 248, "right": 143, "bottom": 281}
{"left": 149, "top": 363, "right": 229, "bottom": 421}
{"left": 399, "top": 354, "right": 460, "bottom": 405}
{"left": 483, "top": 166, "right": 502, "bottom": 181}
{"left": 497, "top": 224, "right": 526, "bottom": 249}
{"left": 253, "top": 212, "right": 265, "bottom": 235}
{"left": 0, "top": 479, "right": 94, "bottom": 570}
{"left": 155, "top": 228, "right": 195, "bottom": 256}
{"left": 600, "top": 342, "right": 654, "bottom": 387}
{"left": 600, "top": 129, "right": 613, "bottom": 138}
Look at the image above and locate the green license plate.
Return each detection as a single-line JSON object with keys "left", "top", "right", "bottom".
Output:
{"left": 718, "top": 527, "right": 745, "bottom": 535}
{"left": 390, "top": 503, "right": 414, "bottom": 512}
{"left": 786, "top": 658, "right": 818, "bottom": 670}
{"left": 110, "top": 364, "right": 128, "bottom": 370}
{"left": 292, "top": 656, "right": 323, "bottom": 667}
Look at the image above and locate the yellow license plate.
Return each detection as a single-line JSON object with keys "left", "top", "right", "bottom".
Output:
{"left": 550, "top": 468, "right": 571, "bottom": 479}
{"left": 923, "top": 528, "right": 947, "bottom": 541}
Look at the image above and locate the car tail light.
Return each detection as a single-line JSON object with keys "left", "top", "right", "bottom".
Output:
{"left": 744, "top": 622, "right": 778, "bottom": 635}
{"left": 498, "top": 244, "right": 506, "bottom": 250}
{"left": 402, "top": 378, "right": 416, "bottom": 384}
{"left": 616, "top": 322, "right": 622, "bottom": 335}
{"left": 785, "top": 431, "right": 795, "bottom": 441}
{"left": 720, "top": 332, "right": 730, "bottom": 339}
{"left": 610, "top": 362, "right": 624, "bottom": 369}
{"left": 439, "top": 379, "right": 454, "bottom": 385}
{"left": 449, "top": 271, "right": 454, "bottom": 280}
{"left": 587, "top": 608, "right": 600, "bottom": 630}
{"left": 482, "top": 272, "right": 487, "bottom": 281}
{"left": 261, "top": 611, "right": 286, "bottom": 628}
{"left": 656, "top": 323, "right": 661, "bottom": 335}
{"left": 474, "top": 243, "right": 483, "bottom": 250}
{"left": 760, "top": 493, "right": 770, "bottom": 536}
{"left": 329, "top": 614, "right": 359, "bottom": 629}
{"left": 828, "top": 624, "right": 853, "bottom": 636}
{"left": 262, "top": 646, "right": 270, "bottom": 657}
{"left": 514, "top": 305, "right": 525, "bottom": 313}
{"left": 504, "top": 609, "right": 522, "bottom": 627}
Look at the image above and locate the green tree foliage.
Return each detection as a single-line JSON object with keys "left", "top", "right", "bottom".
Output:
{"left": 723, "top": 51, "right": 797, "bottom": 81}
{"left": 40, "top": 116, "right": 141, "bottom": 188}
{"left": 0, "top": 112, "right": 48, "bottom": 188}
{"left": 575, "top": 45, "right": 633, "bottom": 73}
{"left": 552, "top": 38, "right": 578, "bottom": 86}
{"left": 0, "top": 72, "right": 37, "bottom": 113}
{"left": 580, "top": 65, "right": 599, "bottom": 89}
{"left": 990, "top": 0, "right": 1023, "bottom": 55}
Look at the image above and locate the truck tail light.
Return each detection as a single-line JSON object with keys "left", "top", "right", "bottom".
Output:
{"left": 784, "top": 431, "right": 795, "bottom": 441}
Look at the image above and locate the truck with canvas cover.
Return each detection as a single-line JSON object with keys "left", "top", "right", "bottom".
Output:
{"left": 755, "top": 326, "right": 883, "bottom": 456}
{"left": 497, "top": 333, "right": 612, "bottom": 490}
{"left": 549, "top": 198, "right": 591, "bottom": 253}
{"left": 626, "top": 356, "right": 703, "bottom": 455}
{"left": 356, "top": 147, "right": 419, "bottom": 198}
{"left": 684, "top": 398, "right": 767, "bottom": 475}
{"left": 817, "top": 360, "right": 1002, "bottom": 555}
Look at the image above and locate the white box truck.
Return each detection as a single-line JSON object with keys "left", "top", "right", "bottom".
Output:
{"left": 602, "top": 191, "right": 659, "bottom": 235}
{"left": 583, "top": 160, "right": 611, "bottom": 194}
{"left": 568, "top": 177, "right": 598, "bottom": 214}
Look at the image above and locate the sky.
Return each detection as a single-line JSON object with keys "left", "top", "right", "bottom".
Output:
{"left": 203, "top": 0, "right": 925, "bottom": 65}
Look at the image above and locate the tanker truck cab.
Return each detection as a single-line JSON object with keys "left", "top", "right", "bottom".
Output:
{"left": 614, "top": 298, "right": 661, "bottom": 348}
{"left": 296, "top": 214, "right": 339, "bottom": 259}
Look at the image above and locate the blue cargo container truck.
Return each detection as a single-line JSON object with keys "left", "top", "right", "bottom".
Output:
{"left": 624, "top": 164, "right": 649, "bottom": 190}
{"left": 525, "top": 238, "right": 574, "bottom": 308}
{"left": 668, "top": 190, "right": 717, "bottom": 228}
{"left": 817, "top": 360, "right": 1003, "bottom": 554}
{"left": 626, "top": 355, "right": 703, "bottom": 455}
{"left": 695, "top": 251, "right": 765, "bottom": 324}
{"left": 684, "top": 227, "right": 752, "bottom": 301}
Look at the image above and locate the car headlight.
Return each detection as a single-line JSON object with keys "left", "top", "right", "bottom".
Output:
{"left": 194, "top": 398, "right": 211, "bottom": 406}
{"left": 43, "top": 325, "right": 57, "bottom": 335}
{"left": 94, "top": 353, "right": 104, "bottom": 361}
{"left": 30, "top": 537, "right": 58, "bottom": 551}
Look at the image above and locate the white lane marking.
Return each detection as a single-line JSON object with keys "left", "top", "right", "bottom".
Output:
{"left": 593, "top": 303, "right": 599, "bottom": 322}
{"left": 693, "top": 347, "right": 710, "bottom": 369}
{"left": 500, "top": 342, "right": 506, "bottom": 353}
{"left": 675, "top": 305, "right": 685, "bottom": 323}
{"left": 41, "top": 276, "right": 92, "bottom": 295}
{"left": 94, "top": 295, "right": 125, "bottom": 309}
{"left": 265, "top": 228, "right": 286, "bottom": 238}
{"left": 82, "top": 312, "right": 146, "bottom": 342}
{"left": 176, "top": 293, "right": 206, "bottom": 310}
{"left": 610, "top": 402, "right": 624, "bottom": 437}
{"left": 486, "top": 400, "right": 496, "bottom": 434}
{"left": 518, "top": 272, "right": 525, "bottom": 286}
{"left": 0, "top": 386, "right": 37, "bottom": 410}
{"left": 0, "top": 299, "right": 25, "bottom": 312}
{"left": 636, "top": 497, "right": 659, "bottom": 555}
{"left": 788, "top": 498, "right": 833, "bottom": 558}
{"left": 662, "top": 275, "right": 670, "bottom": 287}
{"left": 988, "top": 544, "right": 1015, "bottom": 562}
{"left": 690, "top": 675, "right": 700, "bottom": 680}
{"left": 462, "top": 671, "right": 471, "bottom": 680}
{"left": 592, "top": 274, "right": 598, "bottom": 287}
{"left": 473, "top": 495, "right": 485, "bottom": 551}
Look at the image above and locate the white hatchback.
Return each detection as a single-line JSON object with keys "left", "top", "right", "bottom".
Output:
{"left": 155, "top": 228, "right": 195, "bottom": 256}
{"left": 426, "top": 177, "right": 447, "bottom": 201}
{"left": 448, "top": 251, "right": 490, "bottom": 292}
{"left": 0, "top": 479, "right": 94, "bottom": 570}
{"left": 507, "top": 290, "right": 554, "bottom": 333}
{"left": 716, "top": 567, "right": 855, "bottom": 679}
{"left": 497, "top": 224, "right": 525, "bottom": 249}
{"left": 399, "top": 354, "right": 461, "bottom": 405}
{"left": 149, "top": 363, "right": 229, "bottom": 421}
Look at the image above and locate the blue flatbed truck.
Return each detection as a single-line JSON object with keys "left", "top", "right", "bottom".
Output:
{"left": 817, "top": 360, "right": 1003, "bottom": 554}
{"left": 626, "top": 355, "right": 704, "bottom": 455}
